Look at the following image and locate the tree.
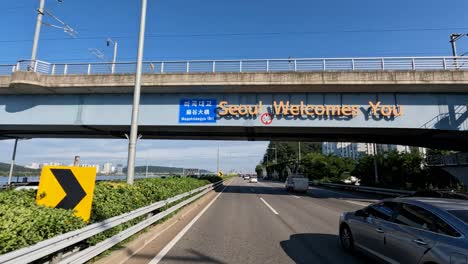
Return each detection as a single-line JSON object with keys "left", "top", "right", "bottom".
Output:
{"left": 255, "top": 165, "right": 264, "bottom": 178}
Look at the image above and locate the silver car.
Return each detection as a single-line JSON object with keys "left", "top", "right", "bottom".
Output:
{"left": 339, "top": 197, "right": 468, "bottom": 264}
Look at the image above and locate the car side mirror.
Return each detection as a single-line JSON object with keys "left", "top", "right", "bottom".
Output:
{"left": 355, "top": 209, "right": 369, "bottom": 218}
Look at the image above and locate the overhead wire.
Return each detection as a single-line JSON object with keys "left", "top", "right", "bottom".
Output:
{"left": 1, "top": 26, "right": 468, "bottom": 43}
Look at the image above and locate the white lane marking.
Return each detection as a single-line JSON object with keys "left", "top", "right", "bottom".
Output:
{"left": 148, "top": 183, "right": 230, "bottom": 264}
{"left": 260, "top": 197, "right": 279, "bottom": 215}
{"left": 344, "top": 200, "right": 371, "bottom": 207}
{"left": 292, "top": 195, "right": 301, "bottom": 199}
{"left": 118, "top": 220, "right": 179, "bottom": 264}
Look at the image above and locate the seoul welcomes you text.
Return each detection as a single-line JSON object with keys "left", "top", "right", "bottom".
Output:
{"left": 217, "top": 101, "right": 403, "bottom": 117}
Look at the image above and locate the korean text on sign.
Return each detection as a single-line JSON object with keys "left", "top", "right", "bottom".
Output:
{"left": 179, "top": 99, "right": 217, "bottom": 123}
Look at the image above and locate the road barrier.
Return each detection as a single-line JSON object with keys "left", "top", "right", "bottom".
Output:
{"left": 8, "top": 56, "right": 468, "bottom": 76}
{"left": 316, "top": 182, "right": 414, "bottom": 196}
{"left": 0, "top": 180, "right": 224, "bottom": 264}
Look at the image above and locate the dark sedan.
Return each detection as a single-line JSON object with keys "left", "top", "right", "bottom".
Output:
{"left": 339, "top": 197, "right": 468, "bottom": 264}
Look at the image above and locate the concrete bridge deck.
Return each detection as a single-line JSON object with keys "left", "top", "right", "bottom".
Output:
{"left": 1, "top": 70, "right": 468, "bottom": 94}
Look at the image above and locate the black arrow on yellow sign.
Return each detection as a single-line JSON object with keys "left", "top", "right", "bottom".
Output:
{"left": 51, "top": 169, "right": 87, "bottom": 210}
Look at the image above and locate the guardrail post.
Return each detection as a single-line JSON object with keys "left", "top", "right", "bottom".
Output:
{"left": 266, "top": 60, "right": 270, "bottom": 72}
{"left": 443, "top": 58, "right": 447, "bottom": 70}
{"left": 51, "top": 64, "right": 56, "bottom": 75}
{"left": 351, "top": 59, "right": 355, "bottom": 71}
{"left": 323, "top": 59, "right": 326, "bottom": 70}
{"left": 240, "top": 60, "right": 243, "bottom": 72}
{"left": 294, "top": 59, "right": 297, "bottom": 71}
{"left": 412, "top": 58, "right": 416, "bottom": 70}
{"left": 212, "top": 61, "right": 216, "bottom": 72}
{"left": 64, "top": 64, "right": 68, "bottom": 75}
{"left": 87, "top": 64, "right": 91, "bottom": 75}
{"left": 186, "top": 61, "right": 190, "bottom": 73}
{"left": 161, "top": 62, "right": 164, "bottom": 73}
{"left": 381, "top": 58, "right": 385, "bottom": 70}
{"left": 16, "top": 62, "right": 20, "bottom": 72}
{"left": 33, "top": 61, "right": 38, "bottom": 72}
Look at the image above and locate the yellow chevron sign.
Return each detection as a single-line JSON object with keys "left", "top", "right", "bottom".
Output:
{"left": 35, "top": 166, "right": 97, "bottom": 222}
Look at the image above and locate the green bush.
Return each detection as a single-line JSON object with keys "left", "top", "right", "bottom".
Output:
{"left": 0, "top": 190, "right": 86, "bottom": 254}
{"left": 87, "top": 177, "right": 211, "bottom": 244}
{"left": 198, "top": 175, "right": 223, "bottom": 183}
{"left": 0, "top": 177, "right": 216, "bottom": 254}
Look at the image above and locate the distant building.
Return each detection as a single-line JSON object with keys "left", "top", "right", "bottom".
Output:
{"left": 322, "top": 142, "right": 425, "bottom": 160}
{"left": 102, "top": 163, "right": 113, "bottom": 174}
{"left": 116, "top": 164, "right": 124, "bottom": 174}
{"left": 80, "top": 164, "right": 101, "bottom": 173}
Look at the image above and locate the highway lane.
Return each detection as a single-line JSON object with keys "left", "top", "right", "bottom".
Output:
{"left": 149, "top": 177, "right": 377, "bottom": 264}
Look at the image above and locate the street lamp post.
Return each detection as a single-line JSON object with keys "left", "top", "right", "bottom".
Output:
{"left": 7, "top": 139, "right": 19, "bottom": 186}
{"left": 107, "top": 38, "right": 118, "bottom": 74}
{"left": 126, "top": 0, "right": 148, "bottom": 185}
{"left": 30, "top": 0, "right": 46, "bottom": 69}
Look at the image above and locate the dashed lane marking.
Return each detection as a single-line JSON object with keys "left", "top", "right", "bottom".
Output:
{"left": 260, "top": 197, "right": 279, "bottom": 215}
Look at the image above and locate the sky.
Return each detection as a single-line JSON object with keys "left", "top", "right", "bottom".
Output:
{"left": 1, "top": 0, "right": 468, "bottom": 172}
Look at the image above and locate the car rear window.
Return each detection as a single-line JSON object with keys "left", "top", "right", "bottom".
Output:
{"left": 448, "top": 210, "right": 468, "bottom": 224}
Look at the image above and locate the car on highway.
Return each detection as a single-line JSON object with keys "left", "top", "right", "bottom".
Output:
{"left": 339, "top": 197, "right": 468, "bottom": 264}
{"left": 285, "top": 175, "right": 309, "bottom": 192}
{"left": 249, "top": 177, "right": 258, "bottom": 183}
{"left": 14, "top": 182, "right": 39, "bottom": 191}
{"left": 243, "top": 175, "right": 250, "bottom": 180}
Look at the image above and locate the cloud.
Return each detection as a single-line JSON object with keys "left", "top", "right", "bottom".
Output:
{"left": 0, "top": 139, "right": 268, "bottom": 173}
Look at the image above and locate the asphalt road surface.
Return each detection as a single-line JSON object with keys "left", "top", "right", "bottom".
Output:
{"left": 146, "top": 177, "right": 378, "bottom": 264}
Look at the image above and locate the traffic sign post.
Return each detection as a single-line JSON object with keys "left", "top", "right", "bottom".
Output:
{"left": 36, "top": 166, "right": 97, "bottom": 222}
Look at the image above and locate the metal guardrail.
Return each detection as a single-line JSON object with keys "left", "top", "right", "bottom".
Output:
{"left": 426, "top": 152, "right": 468, "bottom": 167}
{"left": 317, "top": 182, "right": 414, "bottom": 196}
{"left": 0, "top": 64, "right": 16, "bottom": 76}
{"left": 9, "top": 56, "right": 468, "bottom": 76}
{"left": 0, "top": 180, "right": 223, "bottom": 264}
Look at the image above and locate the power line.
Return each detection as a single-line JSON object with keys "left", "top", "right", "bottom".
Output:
{"left": 1, "top": 26, "right": 468, "bottom": 44}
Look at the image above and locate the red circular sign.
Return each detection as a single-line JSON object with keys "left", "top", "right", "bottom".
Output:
{"left": 260, "top": 113, "right": 273, "bottom": 125}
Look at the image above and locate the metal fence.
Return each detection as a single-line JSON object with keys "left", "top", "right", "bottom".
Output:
{"left": 0, "top": 180, "right": 223, "bottom": 264}
{"left": 317, "top": 182, "right": 414, "bottom": 196}
{"left": 426, "top": 152, "right": 468, "bottom": 166}
{"left": 0, "top": 64, "right": 16, "bottom": 76}
{"left": 8, "top": 56, "right": 468, "bottom": 76}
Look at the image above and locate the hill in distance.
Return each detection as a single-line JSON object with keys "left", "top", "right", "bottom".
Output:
{"left": 124, "top": 165, "right": 212, "bottom": 174}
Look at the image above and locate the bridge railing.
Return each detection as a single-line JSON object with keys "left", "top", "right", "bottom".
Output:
{"left": 9, "top": 56, "right": 468, "bottom": 76}
{"left": 0, "top": 64, "right": 16, "bottom": 75}
{"left": 426, "top": 152, "right": 468, "bottom": 166}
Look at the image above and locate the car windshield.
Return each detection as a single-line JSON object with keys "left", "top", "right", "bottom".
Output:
{"left": 448, "top": 210, "right": 468, "bottom": 224}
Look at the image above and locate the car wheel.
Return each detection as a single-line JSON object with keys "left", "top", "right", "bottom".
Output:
{"left": 340, "top": 225, "right": 355, "bottom": 253}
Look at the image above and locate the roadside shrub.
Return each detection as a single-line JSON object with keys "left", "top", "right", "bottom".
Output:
{"left": 0, "top": 190, "right": 86, "bottom": 254}
{"left": 0, "top": 177, "right": 216, "bottom": 254}
{"left": 87, "top": 177, "right": 210, "bottom": 244}
{"left": 199, "top": 175, "right": 223, "bottom": 183}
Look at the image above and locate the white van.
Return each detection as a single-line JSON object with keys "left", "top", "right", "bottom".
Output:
{"left": 285, "top": 175, "right": 309, "bottom": 193}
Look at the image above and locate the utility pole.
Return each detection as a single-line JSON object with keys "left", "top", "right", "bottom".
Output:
{"left": 7, "top": 139, "right": 19, "bottom": 186}
{"left": 217, "top": 144, "right": 220, "bottom": 175}
{"left": 298, "top": 141, "right": 301, "bottom": 162}
{"left": 449, "top": 33, "right": 468, "bottom": 69}
{"left": 373, "top": 143, "right": 379, "bottom": 184}
{"left": 73, "top": 156, "right": 80, "bottom": 166}
{"left": 31, "top": 0, "right": 46, "bottom": 66}
{"left": 126, "top": 0, "right": 148, "bottom": 185}
{"left": 145, "top": 160, "right": 149, "bottom": 178}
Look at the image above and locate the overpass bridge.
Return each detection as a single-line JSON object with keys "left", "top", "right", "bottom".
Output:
{"left": 0, "top": 56, "right": 467, "bottom": 150}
